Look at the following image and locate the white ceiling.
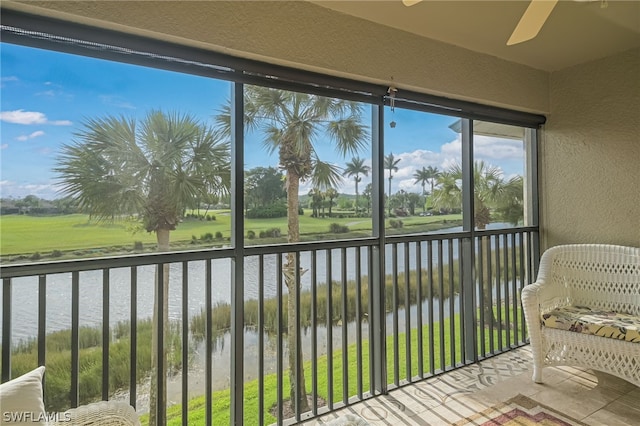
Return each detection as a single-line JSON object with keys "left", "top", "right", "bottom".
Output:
{"left": 310, "top": 0, "right": 640, "bottom": 72}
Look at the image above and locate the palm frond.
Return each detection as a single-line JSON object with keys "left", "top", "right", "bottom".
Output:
{"left": 310, "top": 158, "right": 343, "bottom": 190}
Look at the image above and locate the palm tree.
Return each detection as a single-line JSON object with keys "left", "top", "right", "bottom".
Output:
{"left": 217, "top": 86, "right": 368, "bottom": 414}
{"left": 432, "top": 160, "right": 523, "bottom": 325}
{"left": 325, "top": 187, "right": 339, "bottom": 217}
{"left": 55, "top": 111, "right": 230, "bottom": 426}
{"left": 308, "top": 187, "right": 324, "bottom": 218}
{"left": 413, "top": 165, "right": 440, "bottom": 195}
{"left": 413, "top": 167, "right": 429, "bottom": 195}
{"left": 343, "top": 157, "right": 370, "bottom": 214}
{"left": 384, "top": 153, "right": 401, "bottom": 215}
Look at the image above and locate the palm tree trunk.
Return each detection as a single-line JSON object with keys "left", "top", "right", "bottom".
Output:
{"left": 479, "top": 232, "right": 499, "bottom": 327}
{"left": 354, "top": 179, "right": 359, "bottom": 215}
{"left": 387, "top": 176, "right": 392, "bottom": 215}
{"left": 149, "top": 228, "right": 170, "bottom": 426}
{"left": 285, "top": 170, "right": 310, "bottom": 414}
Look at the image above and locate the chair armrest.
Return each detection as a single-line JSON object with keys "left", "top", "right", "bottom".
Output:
{"left": 48, "top": 401, "right": 139, "bottom": 426}
{"left": 522, "top": 279, "right": 571, "bottom": 315}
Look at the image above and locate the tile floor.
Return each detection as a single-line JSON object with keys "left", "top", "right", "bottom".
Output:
{"left": 304, "top": 346, "right": 640, "bottom": 425}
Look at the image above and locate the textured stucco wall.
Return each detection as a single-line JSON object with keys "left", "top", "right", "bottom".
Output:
{"left": 541, "top": 48, "right": 640, "bottom": 248}
{"left": 5, "top": 0, "right": 549, "bottom": 114}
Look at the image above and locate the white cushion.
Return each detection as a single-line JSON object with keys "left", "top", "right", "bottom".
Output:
{"left": 0, "top": 366, "right": 46, "bottom": 425}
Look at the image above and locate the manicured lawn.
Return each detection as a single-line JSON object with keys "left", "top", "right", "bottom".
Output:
{"left": 0, "top": 212, "right": 462, "bottom": 257}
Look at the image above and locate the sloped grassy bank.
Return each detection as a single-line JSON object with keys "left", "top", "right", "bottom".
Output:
{"left": 143, "top": 311, "right": 521, "bottom": 426}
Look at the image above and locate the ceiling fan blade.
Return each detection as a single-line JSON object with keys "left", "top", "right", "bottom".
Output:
{"left": 507, "top": 0, "right": 558, "bottom": 45}
{"left": 402, "top": 0, "right": 423, "bottom": 6}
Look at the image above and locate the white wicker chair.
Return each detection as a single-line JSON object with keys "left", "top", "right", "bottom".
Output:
{"left": 47, "top": 401, "right": 140, "bottom": 426}
{"left": 521, "top": 244, "right": 640, "bottom": 386}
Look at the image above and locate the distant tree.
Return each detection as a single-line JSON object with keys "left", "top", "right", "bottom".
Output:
{"left": 23, "top": 194, "right": 42, "bottom": 209}
{"left": 308, "top": 188, "right": 324, "bottom": 218}
{"left": 362, "top": 183, "right": 372, "bottom": 215}
{"left": 406, "top": 192, "right": 423, "bottom": 215}
{"left": 245, "top": 166, "right": 286, "bottom": 210}
{"left": 52, "top": 196, "right": 78, "bottom": 214}
{"left": 413, "top": 165, "right": 440, "bottom": 196}
{"left": 325, "top": 188, "right": 339, "bottom": 217}
{"left": 384, "top": 153, "right": 401, "bottom": 215}
{"left": 343, "top": 156, "right": 370, "bottom": 214}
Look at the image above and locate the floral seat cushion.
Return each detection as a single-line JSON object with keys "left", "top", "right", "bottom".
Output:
{"left": 541, "top": 305, "right": 640, "bottom": 343}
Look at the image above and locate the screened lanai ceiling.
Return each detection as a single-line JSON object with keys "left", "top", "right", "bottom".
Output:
{"left": 310, "top": 0, "right": 640, "bottom": 72}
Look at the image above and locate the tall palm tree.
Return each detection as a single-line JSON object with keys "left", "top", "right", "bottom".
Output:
{"left": 384, "top": 153, "right": 401, "bottom": 215}
{"left": 413, "top": 166, "right": 430, "bottom": 195}
{"left": 343, "top": 157, "right": 370, "bottom": 214}
{"left": 432, "top": 160, "right": 523, "bottom": 325}
{"left": 218, "top": 86, "right": 368, "bottom": 414}
{"left": 55, "top": 111, "right": 230, "bottom": 426}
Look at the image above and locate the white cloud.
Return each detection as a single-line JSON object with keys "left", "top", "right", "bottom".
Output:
{"left": 0, "top": 180, "right": 59, "bottom": 199}
{"left": 1, "top": 144, "right": 8, "bottom": 150}
{"left": 0, "top": 110, "right": 72, "bottom": 126}
{"left": 474, "top": 135, "right": 524, "bottom": 160}
{"left": 0, "top": 76, "right": 19, "bottom": 88}
{"left": 36, "top": 90, "right": 57, "bottom": 98}
{"left": 99, "top": 95, "right": 136, "bottom": 110}
{"left": 440, "top": 135, "right": 524, "bottom": 163}
{"left": 16, "top": 130, "right": 45, "bottom": 141}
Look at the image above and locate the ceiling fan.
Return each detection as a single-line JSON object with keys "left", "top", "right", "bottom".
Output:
{"left": 402, "top": 0, "right": 605, "bottom": 46}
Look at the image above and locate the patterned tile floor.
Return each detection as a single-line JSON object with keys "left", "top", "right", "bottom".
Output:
{"left": 302, "top": 346, "right": 640, "bottom": 425}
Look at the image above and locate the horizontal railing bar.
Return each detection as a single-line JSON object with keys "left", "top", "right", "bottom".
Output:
{"left": 243, "top": 237, "right": 378, "bottom": 255}
{"left": 0, "top": 247, "right": 236, "bottom": 278}
{"left": 0, "top": 238, "right": 379, "bottom": 278}
{"left": 474, "top": 226, "right": 538, "bottom": 237}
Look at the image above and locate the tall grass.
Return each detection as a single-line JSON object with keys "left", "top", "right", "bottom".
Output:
{"left": 190, "top": 249, "right": 525, "bottom": 337}
{"left": 3, "top": 319, "right": 186, "bottom": 411}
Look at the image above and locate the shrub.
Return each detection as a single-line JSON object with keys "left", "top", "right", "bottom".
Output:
{"left": 389, "top": 219, "right": 404, "bottom": 229}
{"left": 201, "top": 232, "right": 214, "bottom": 242}
{"left": 329, "top": 223, "right": 350, "bottom": 233}
{"left": 215, "top": 231, "right": 223, "bottom": 239}
{"left": 30, "top": 252, "right": 41, "bottom": 261}
{"left": 247, "top": 230, "right": 256, "bottom": 239}
{"left": 51, "top": 250, "right": 63, "bottom": 258}
{"left": 246, "top": 204, "right": 287, "bottom": 219}
{"left": 259, "top": 228, "right": 281, "bottom": 238}
{"left": 133, "top": 241, "right": 144, "bottom": 251}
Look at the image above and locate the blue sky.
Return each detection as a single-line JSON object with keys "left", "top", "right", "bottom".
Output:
{"left": 1, "top": 43, "right": 525, "bottom": 200}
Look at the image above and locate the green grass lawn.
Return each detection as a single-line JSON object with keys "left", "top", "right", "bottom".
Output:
{"left": 140, "top": 311, "right": 523, "bottom": 425}
{"left": 0, "top": 212, "right": 462, "bottom": 258}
